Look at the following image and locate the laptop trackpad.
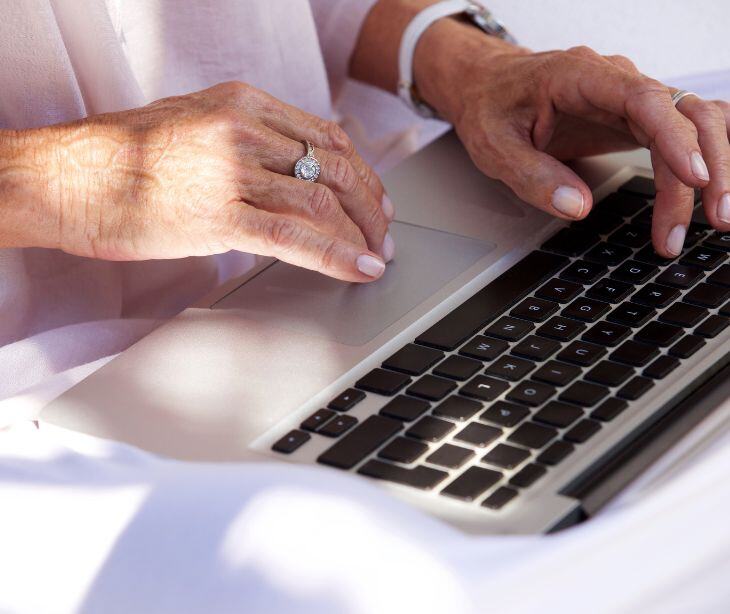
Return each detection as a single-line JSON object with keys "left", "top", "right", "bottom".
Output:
{"left": 213, "top": 222, "right": 494, "bottom": 346}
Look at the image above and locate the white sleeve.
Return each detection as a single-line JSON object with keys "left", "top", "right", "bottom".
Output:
{"left": 308, "top": 0, "right": 379, "bottom": 98}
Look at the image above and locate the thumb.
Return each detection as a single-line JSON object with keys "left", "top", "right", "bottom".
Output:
{"left": 471, "top": 130, "right": 593, "bottom": 221}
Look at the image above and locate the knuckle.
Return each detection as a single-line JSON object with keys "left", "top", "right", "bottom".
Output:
{"left": 693, "top": 100, "right": 726, "bottom": 126}
{"left": 326, "top": 155, "right": 358, "bottom": 193}
{"left": 566, "top": 45, "right": 599, "bottom": 60}
{"left": 307, "top": 184, "right": 338, "bottom": 219}
{"left": 608, "top": 54, "right": 637, "bottom": 72}
{"left": 263, "top": 217, "right": 301, "bottom": 251}
{"left": 324, "top": 121, "right": 355, "bottom": 156}
{"left": 631, "top": 76, "right": 669, "bottom": 99}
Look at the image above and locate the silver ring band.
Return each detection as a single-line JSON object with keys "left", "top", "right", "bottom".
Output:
{"left": 294, "top": 140, "right": 321, "bottom": 182}
{"left": 671, "top": 90, "right": 698, "bottom": 108}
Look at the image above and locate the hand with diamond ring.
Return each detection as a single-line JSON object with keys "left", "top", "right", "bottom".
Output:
{"left": 0, "top": 81, "right": 394, "bottom": 282}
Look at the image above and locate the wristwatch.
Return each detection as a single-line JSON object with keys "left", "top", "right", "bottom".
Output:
{"left": 398, "top": 0, "right": 516, "bottom": 119}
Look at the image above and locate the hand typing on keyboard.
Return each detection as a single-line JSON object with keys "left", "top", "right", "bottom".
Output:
{"left": 359, "top": 14, "right": 730, "bottom": 259}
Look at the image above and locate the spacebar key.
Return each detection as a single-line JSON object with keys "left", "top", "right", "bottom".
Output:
{"left": 416, "top": 251, "right": 568, "bottom": 350}
{"left": 317, "top": 415, "right": 402, "bottom": 469}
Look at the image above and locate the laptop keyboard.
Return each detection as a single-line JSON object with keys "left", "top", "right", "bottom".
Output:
{"left": 272, "top": 176, "right": 730, "bottom": 511}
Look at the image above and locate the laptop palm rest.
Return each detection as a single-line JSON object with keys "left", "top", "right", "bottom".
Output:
{"left": 212, "top": 221, "right": 494, "bottom": 346}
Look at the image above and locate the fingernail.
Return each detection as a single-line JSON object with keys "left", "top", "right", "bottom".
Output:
{"left": 356, "top": 254, "right": 386, "bottom": 278}
{"left": 552, "top": 186, "right": 585, "bottom": 218}
{"left": 690, "top": 152, "right": 710, "bottom": 181}
{"left": 718, "top": 193, "right": 730, "bottom": 223}
{"left": 382, "top": 231, "right": 395, "bottom": 263}
{"left": 381, "top": 194, "right": 395, "bottom": 221}
{"left": 666, "top": 224, "right": 687, "bottom": 256}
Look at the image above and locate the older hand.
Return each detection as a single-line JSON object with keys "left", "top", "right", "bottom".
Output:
{"left": 415, "top": 28, "right": 730, "bottom": 258}
{"left": 2, "top": 82, "right": 394, "bottom": 282}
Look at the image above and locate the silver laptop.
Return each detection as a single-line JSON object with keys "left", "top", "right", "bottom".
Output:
{"left": 42, "top": 131, "right": 730, "bottom": 534}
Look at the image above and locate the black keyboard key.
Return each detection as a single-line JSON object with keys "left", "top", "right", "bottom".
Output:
{"left": 601, "top": 191, "right": 649, "bottom": 217}
{"left": 512, "top": 335, "right": 560, "bottom": 361}
{"left": 617, "top": 376, "right": 655, "bottom": 400}
{"left": 406, "top": 416, "right": 455, "bottom": 442}
{"left": 561, "top": 260, "right": 607, "bottom": 284}
{"left": 685, "top": 223, "right": 709, "bottom": 248}
{"left": 695, "top": 315, "right": 729, "bottom": 338}
{"left": 612, "top": 260, "right": 658, "bottom": 284}
{"left": 383, "top": 344, "right": 444, "bottom": 376}
{"left": 684, "top": 283, "right": 730, "bottom": 308}
{"left": 708, "top": 264, "right": 730, "bottom": 287}
{"left": 704, "top": 232, "right": 730, "bottom": 252}
{"left": 532, "top": 361, "right": 582, "bottom": 386}
{"left": 318, "top": 415, "right": 402, "bottom": 469}
{"left": 379, "top": 437, "right": 428, "bottom": 464}
{"left": 634, "top": 245, "right": 677, "bottom": 266}
{"left": 536, "top": 278, "right": 583, "bottom": 303}
{"left": 482, "top": 444, "right": 530, "bottom": 469}
{"left": 585, "top": 361, "right": 634, "bottom": 387}
{"left": 610, "top": 340, "right": 659, "bottom": 367}
{"left": 542, "top": 228, "right": 599, "bottom": 256}
{"left": 692, "top": 204, "right": 711, "bottom": 228}
{"left": 484, "top": 317, "right": 533, "bottom": 342}
{"left": 564, "top": 419, "right": 602, "bottom": 443}
{"left": 319, "top": 414, "right": 358, "bottom": 437}
{"left": 722, "top": 301, "right": 730, "bottom": 316}
{"left": 441, "top": 466, "right": 502, "bottom": 501}
{"left": 461, "top": 375, "right": 510, "bottom": 401}
{"left": 506, "top": 381, "right": 556, "bottom": 407}
{"left": 416, "top": 250, "right": 567, "bottom": 350}
{"left": 635, "top": 321, "right": 683, "bottom": 347}
{"left": 433, "top": 355, "right": 482, "bottom": 381}
{"left": 557, "top": 340, "right": 607, "bottom": 366}
{"left": 301, "top": 408, "right": 336, "bottom": 432}
{"left": 609, "top": 224, "right": 651, "bottom": 248}
{"left": 482, "top": 487, "right": 519, "bottom": 510}
{"left": 508, "top": 422, "right": 557, "bottom": 449}
{"left": 432, "top": 396, "right": 482, "bottom": 421}
{"left": 655, "top": 264, "right": 704, "bottom": 289}
{"left": 509, "top": 463, "right": 547, "bottom": 488}
{"left": 511, "top": 297, "right": 559, "bottom": 322}
{"left": 328, "top": 388, "right": 366, "bottom": 411}
{"left": 619, "top": 176, "right": 655, "bottom": 198}
{"left": 560, "top": 381, "right": 610, "bottom": 407}
{"left": 562, "top": 297, "right": 610, "bottom": 323}
{"left": 537, "top": 441, "right": 575, "bottom": 465}
{"left": 272, "top": 429, "right": 311, "bottom": 454}
{"left": 659, "top": 302, "right": 707, "bottom": 327}
{"left": 632, "top": 283, "right": 680, "bottom": 308}
{"left": 485, "top": 356, "right": 536, "bottom": 381}
{"left": 681, "top": 247, "right": 726, "bottom": 270}
{"left": 572, "top": 209, "right": 624, "bottom": 235}
{"left": 582, "top": 321, "right": 631, "bottom": 347}
{"left": 632, "top": 206, "right": 653, "bottom": 227}
{"left": 669, "top": 335, "right": 706, "bottom": 359}
{"left": 459, "top": 335, "right": 509, "bottom": 361}
{"left": 644, "top": 355, "right": 681, "bottom": 379}
{"left": 586, "top": 279, "right": 633, "bottom": 303}
{"left": 407, "top": 375, "right": 457, "bottom": 401}
{"left": 380, "top": 395, "right": 430, "bottom": 421}
{"left": 608, "top": 302, "right": 655, "bottom": 327}
{"left": 584, "top": 242, "right": 632, "bottom": 266}
{"left": 426, "top": 444, "right": 474, "bottom": 469}
{"left": 358, "top": 459, "right": 448, "bottom": 490}
{"left": 591, "top": 397, "right": 629, "bottom": 422}
{"left": 480, "top": 401, "right": 529, "bottom": 428}
{"left": 356, "top": 368, "right": 411, "bottom": 396}
{"left": 536, "top": 316, "right": 586, "bottom": 341}
{"left": 454, "top": 422, "right": 502, "bottom": 448}
{"left": 534, "top": 401, "right": 583, "bottom": 427}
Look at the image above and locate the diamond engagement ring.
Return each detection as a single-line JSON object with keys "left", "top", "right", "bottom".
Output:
{"left": 294, "top": 140, "right": 321, "bottom": 182}
{"left": 671, "top": 90, "right": 698, "bottom": 108}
